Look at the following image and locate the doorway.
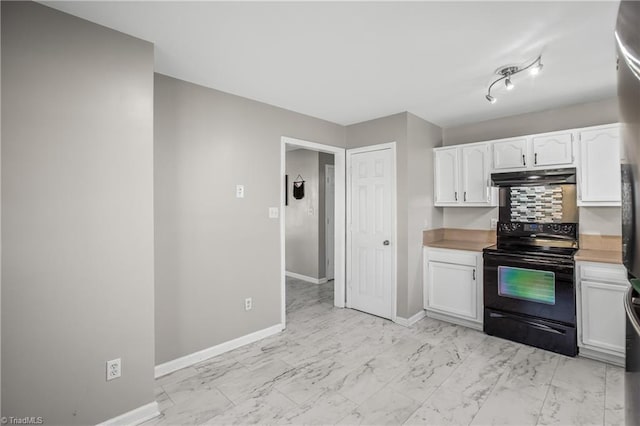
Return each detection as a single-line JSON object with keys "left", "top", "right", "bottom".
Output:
{"left": 280, "top": 137, "right": 346, "bottom": 327}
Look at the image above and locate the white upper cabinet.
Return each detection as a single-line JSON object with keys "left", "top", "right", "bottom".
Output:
{"left": 531, "top": 131, "right": 574, "bottom": 167}
{"left": 578, "top": 124, "right": 621, "bottom": 206}
{"left": 436, "top": 123, "right": 619, "bottom": 208}
{"left": 434, "top": 143, "right": 496, "bottom": 207}
{"left": 461, "top": 144, "right": 490, "bottom": 204}
{"left": 492, "top": 138, "right": 528, "bottom": 170}
{"left": 434, "top": 147, "right": 459, "bottom": 204}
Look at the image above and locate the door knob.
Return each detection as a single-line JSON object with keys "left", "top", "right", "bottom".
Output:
{"left": 383, "top": 240, "right": 390, "bottom": 246}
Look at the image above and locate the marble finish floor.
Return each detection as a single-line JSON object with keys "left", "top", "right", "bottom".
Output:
{"left": 145, "top": 278, "right": 624, "bottom": 425}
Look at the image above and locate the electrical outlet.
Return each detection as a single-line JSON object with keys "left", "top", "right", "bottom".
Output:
{"left": 268, "top": 207, "right": 279, "bottom": 219}
{"left": 236, "top": 185, "right": 245, "bottom": 198}
{"left": 490, "top": 218, "right": 498, "bottom": 230}
{"left": 106, "top": 358, "right": 121, "bottom": 381}
{"left": 245, "top": 297, "right": 252, "bottom": 311}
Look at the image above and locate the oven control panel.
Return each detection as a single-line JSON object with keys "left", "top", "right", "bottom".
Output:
{"left": 498, "top": 222, "right": 577, "bottom": 236}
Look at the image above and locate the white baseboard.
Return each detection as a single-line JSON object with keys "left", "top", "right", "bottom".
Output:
{"left": 579, "top": 346, "right": 625, "bottom": 367}
{"left": 395, "top": 310, "right": 427, "bottom": 327}
{"left": 155, "top": 323, "right": 284, "bottom": 378}
{"left": 285, "top": 271, "right": 327, "bottom": 284}
{"left": 98, "top": 401, "right": 160, "bottom": 426}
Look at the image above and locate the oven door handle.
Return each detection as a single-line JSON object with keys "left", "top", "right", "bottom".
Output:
{"left": 489, "top": 312, "right": 566, "bottom": 335}
{"left": 484, "top": 253, "right": 574, "bottom": 267}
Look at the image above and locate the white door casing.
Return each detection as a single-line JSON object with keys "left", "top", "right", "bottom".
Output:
{"left": 325, "top": 164, "right": 335, "bottom": 281}
{"left": 281, "top": 136, "right": 346, "bottom": 328}
{"left": 347, "top": 143, "right": 396, "bottom": 320}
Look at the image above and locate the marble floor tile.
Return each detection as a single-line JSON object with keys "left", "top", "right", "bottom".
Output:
{"left": 538, "top": 384, "right": 605, "bottom": 426}
{"left": 388, "top": 340, "right": 464, "bottom": 402}
{"left": 405, "top": 387, "right": 486, "bottom": 426}
{"left": 470, "top": 384, "right": 545, "bottom": 426}
{"left": 148, "top": 277, "right": 620, "bottom": 426}
{"left": 337, "top": 386, "right": 420, "bottom": 425}
{"left": 205, "top": 388, "right": 296, "bottom": 425}
{"left": 278, "top": 390, "right": 357, "bottom": 425}
{"left": 494, "top": 345, "right": 561, "bottom": 400}
{"left": 154, "top": 387, "right": 174, "bottom": 413}
{"left": 274, "top": 357, "right": 353, "bottom": 404}
{"left": 605, "top": 365, "right": 625, "bottom": 426}
{"left": 145, "top": 387, "right": 233, "bottom": 425}
{"left": 551, "top": 356, "right": 607, "bottom": 393}
{"left": 213, "top": 359, "right": 295, "bottom": 404}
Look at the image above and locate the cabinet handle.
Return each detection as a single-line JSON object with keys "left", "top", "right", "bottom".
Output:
{"left": 455, "top": 191, "right": 458, "bottom": 201}
{"left": 473, "top": 269, "right": 476, "bottom": 280}
{"left": 522, "top": 154, "right": 526, "bottom": 166}
{"left": 534, "top": 152, "right": 538, "bottom": 165}
{"left": 464, "top": 191, "right": 467, "bottom": 202}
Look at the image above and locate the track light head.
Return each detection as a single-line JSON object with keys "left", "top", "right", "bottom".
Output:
{"left": 505, "top": 77, "right": 514, "bottom": 90}
{"left": 485, "top": 94, "right": 496, "bottom": 104}
{"left": 530, "top": 61, "right": 543, "bottom": 75}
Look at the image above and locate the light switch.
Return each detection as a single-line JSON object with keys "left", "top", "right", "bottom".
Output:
{"left": 236, "top": 185, "right": 245, "bottom": 198}
{"left": 269, "top": 207, "right": 279, "bottom": 219}
{"left": 308, "top": 208, "right": 314, "bottom": 216}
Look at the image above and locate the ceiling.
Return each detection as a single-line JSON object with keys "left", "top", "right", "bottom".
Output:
{"left": 43, "top": 1, "right": 620, "bottom": 128}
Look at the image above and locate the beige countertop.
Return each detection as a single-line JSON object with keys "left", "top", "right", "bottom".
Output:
{"left": 574, "top": 249, "right": 622, "bottom": 264}
{"left": 575, "top": 234, "right": 622, "bottom": 264}
{"left": 424, "top": 230, "right": 623, "bottom": 264}
{"left": 423, "top": 228, "right": 496, "bottom": 252}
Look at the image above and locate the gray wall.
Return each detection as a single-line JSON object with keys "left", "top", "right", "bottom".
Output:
{"left": 346, "top": 112, "right": 442, "bottom": 318}
{"left": 441, "top": 98, "right": 621, "bottom": 235}
{"left": 318, "top": 152, "right": 335, "bottom": 278}
{"left": 443, "top": 98, "right": 619, "bottom": 146}
{"left": 154, "top": 74, "right": 345, "bottom": 364}
{"left": 286, "top": 149, "right": 320, "bottom": 278}
{"left": 2, "top": 2, "right": 155, "bottom": 424}
{"left": 406, "top": 113, "right": 443, "bottom": 316}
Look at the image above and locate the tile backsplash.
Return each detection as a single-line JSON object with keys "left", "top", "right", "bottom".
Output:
{"left": 510, "top": 186, "right": 563, "bottom": 223}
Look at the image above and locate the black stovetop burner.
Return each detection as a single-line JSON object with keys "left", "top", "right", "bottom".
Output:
{"left": 491, "top": 221, "right": 578, "bottom": 259}
{"left": 483, "top": 244, "right": 577, "bottom": 260}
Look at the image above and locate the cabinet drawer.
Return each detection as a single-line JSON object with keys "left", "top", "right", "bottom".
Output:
{"left": 579, "top": 262, "right": 627, "bottom": 284}
{"left": 427, "top": 249, "right": 477, "bottom": 267}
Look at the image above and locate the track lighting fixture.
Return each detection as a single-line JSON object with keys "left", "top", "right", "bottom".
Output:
{"left": 485, "top": 55, "right": 543, "bottom": 103}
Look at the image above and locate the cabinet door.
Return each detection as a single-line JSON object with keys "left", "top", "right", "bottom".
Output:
{"left": 492, "top": 138, "right": 528, "bottom": 170}
{"left": 580, "top": 280, "right": 627, "bottom": 354}
{"left": 532, "top": 132, "right": 574, "bottom": 167}
{"left": 434, "top": 148, "right": 459, "bottom": 204}
{"left": 461, "top": 144, "right": 490, "bottom": 203}
{"left": 426, "top": 261, "right": 477, "bottom": 320}
{"left": 579, "top": 126, "right": 621, "bottom": 205}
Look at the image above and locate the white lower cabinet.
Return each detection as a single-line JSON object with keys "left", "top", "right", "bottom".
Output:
{"left": 423, "top": 247, "right": 483, "bottom": 330}
{"left": 577, "top": 261, "right": 628, "bottom": 366}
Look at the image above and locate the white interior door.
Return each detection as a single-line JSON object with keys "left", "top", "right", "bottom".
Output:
{"left": 325, "top": 165, "right": 335, "bottom": 281}
{"left": 348, "top": 146, "right": 395, "bottom": 320}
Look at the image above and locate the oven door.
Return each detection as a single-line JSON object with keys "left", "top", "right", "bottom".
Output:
{"left": 483, "top": 251, "right": 576, "bottom": 326}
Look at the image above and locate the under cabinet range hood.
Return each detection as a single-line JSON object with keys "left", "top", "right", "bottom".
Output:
{"left": 491, "top": 168, "right": 577, "bottom": 187}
